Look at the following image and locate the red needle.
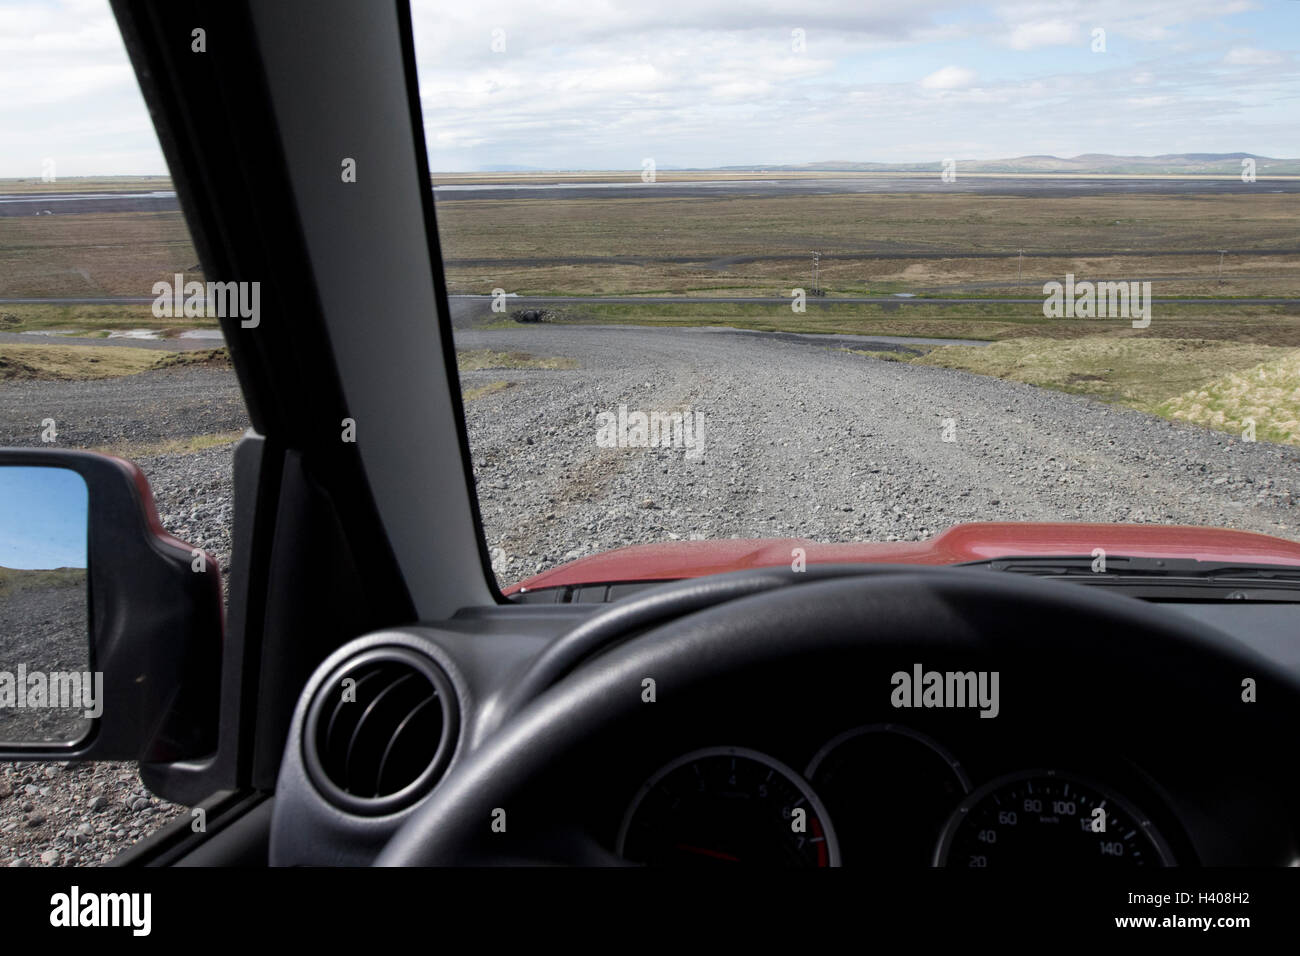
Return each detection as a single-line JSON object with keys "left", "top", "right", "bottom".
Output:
{"left": 673, "top": 843, "right": 741, "bottom": 862}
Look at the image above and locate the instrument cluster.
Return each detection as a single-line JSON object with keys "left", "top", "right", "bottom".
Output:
{"left": 616, "top": 724, "right": 1178, "bottom": 867}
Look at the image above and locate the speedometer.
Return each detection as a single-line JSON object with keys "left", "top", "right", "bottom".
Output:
{"left": 617, "top": 746, "right": 840, "bottom": 867}
{"left": 934, "top": 769, "right": 1175, "bottom": 867}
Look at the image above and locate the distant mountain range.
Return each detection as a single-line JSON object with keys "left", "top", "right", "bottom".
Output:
{"left": 715, "top": 153, "right": 1300, "bottom": 176}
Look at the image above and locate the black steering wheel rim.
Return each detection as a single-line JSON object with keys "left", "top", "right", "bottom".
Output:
{"left": 376, "top": 567, "right": 1292, "bottom": 866}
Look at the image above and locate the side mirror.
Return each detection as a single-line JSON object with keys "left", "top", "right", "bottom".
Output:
{"left": 0, "top": 449, "right": 222, "bottom": 774}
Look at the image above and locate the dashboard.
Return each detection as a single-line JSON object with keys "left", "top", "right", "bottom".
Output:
{"left": 269, "top": 575, "right": 1300, "bottom": 867}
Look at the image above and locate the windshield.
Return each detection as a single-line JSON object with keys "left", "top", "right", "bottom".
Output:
{"left": 409, "top": 1, "right": 1300, "bottom": 590}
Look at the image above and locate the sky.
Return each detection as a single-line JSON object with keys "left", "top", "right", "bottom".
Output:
{"left": 0, "top": 0, "right": 1297, "bottom": 175}
{"left": 0, "top": 466, "right": 88, "bottom": 570}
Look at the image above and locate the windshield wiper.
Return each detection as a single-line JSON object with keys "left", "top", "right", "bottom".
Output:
{"left": 958, "top": 555, "right": 1300, "bottom": 600}
{"left": 965, "top": 555, "right": 1300, "bottom": 579}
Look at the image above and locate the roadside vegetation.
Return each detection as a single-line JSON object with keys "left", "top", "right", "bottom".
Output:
{"left": 0, "top": 343, "right": 162, "bottom": 380}
{"left": 0, "top": 304, "right": 218, "bottom": 335}
{"left": 846, "top": 336, "right": 1300, "bottom": 446}
{"left": 455, "top": 348, "right": 577, "bottom": 371}
{"left": 0, "top": 566, "right": 85, "bottom": 596}
{"left": 0, "top": 344, "right": 229, "bottom": 381}
{"left": 1154, "top": 351, "right": 1300, "bottom": 446}
{"left": 461, "top": 380, "right": 514, "bottom": 402}
{"left": 90, "top": 430, "right": 245, "bottom": 459}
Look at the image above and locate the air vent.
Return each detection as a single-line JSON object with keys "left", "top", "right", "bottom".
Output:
{"left": 304, "top": 648, "right": 458, "bottom": 815}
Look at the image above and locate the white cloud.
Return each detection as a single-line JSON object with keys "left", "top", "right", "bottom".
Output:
{"left": 920, "top": 65, "right": 977, "bottom": 89}
{"left": 1005, "top": 20, "right": 1080, "bottom": 50}
{"left": 1224, "top": 46, "right": 1283, "bottom": 66}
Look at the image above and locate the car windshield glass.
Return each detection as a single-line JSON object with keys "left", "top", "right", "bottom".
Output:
{"left": 410, "top": 1, "right": 1300, "bottom": 592}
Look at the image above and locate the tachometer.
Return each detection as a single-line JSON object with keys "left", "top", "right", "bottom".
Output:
{"left": 617, "top": 746, "right": 840, "bottom": 866}
{"left": 934, "top": 769, "right": 1175, "bottom": 867}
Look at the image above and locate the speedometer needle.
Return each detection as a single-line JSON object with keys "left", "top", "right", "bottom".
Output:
{"left": 674, "top": 843, "right": 741, "bottom": 862}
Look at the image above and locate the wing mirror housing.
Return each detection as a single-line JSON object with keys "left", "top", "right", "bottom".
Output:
{"left": 0, "top": 449, "right": 223, "bottom": 798}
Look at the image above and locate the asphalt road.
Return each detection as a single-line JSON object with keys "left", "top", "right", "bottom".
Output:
{"left": 443, "top": 293, "right": 1300, "bottom": 327}
{"left": 6, "top": 294, "right": 1295, "bottom": 309}
{"left": 6, "top": 175, "right": 1299, "bottom": 217}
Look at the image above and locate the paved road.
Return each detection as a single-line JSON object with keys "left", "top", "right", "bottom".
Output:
{"left": 7, "top": 294, "right": 1297, "bottom": 308}
{"left": 6, "top": 176, "right": 1299, "bottom": 217}
{"left": 443, "top": 249, "right": 1300, "bottom": 268}
{"left": 449, "top": 294, "right": 1300, "bottom": 306}
{"left": 443, "top": 293, "right": 1300, "bottom": 327}
{"left": 0, "top": 330, "right": 221, "bottom": 350}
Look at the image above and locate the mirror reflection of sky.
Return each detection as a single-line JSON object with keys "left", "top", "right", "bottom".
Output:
{"left": 0, "top": 467, "right": 88, "bottom": 570}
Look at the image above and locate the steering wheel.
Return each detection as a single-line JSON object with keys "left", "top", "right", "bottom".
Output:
{"left": 375, "top": 568, "right": 1295, "bottom": 866}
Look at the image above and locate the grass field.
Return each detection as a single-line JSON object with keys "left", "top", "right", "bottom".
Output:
{"left": 434, "top": 191, "right": 1300, "bottom": 297}
{"left": 3, "top": 189, "right": 1297, "bottom": 300}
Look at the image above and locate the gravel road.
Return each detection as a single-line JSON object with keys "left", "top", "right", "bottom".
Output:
{"left": 454, "top": 324, "right": 1300, "bottom": 583}
{"left": 4, "top": 322, "right": 1300, "bottom": 865}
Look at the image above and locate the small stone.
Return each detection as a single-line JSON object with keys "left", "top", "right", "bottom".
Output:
{"left": 39, "top": 850, "right": 59, "bottom": 865}
{"left": 89, "top": 796, "right": 109, "bottom": 811}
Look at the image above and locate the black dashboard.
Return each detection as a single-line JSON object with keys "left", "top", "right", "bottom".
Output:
{"left": 267, "top": 572, "right": 1300, "bottom": 867}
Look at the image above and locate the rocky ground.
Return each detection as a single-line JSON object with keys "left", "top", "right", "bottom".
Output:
{"left": 0, "top": 365, "right": 245, "bottom": 867}
{"left": 3, "top": 323, "right": 1300, "bottom": 865}
{"left": 0, "top": 574, "right": 91, "bottom": 744}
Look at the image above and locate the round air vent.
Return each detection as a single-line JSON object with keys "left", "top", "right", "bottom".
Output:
{"left": 304, "top": 647, "right": 458, "bottom": 815}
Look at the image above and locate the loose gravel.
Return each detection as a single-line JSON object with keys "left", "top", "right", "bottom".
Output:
{"left": 453, "top": 325, "right": 1300, "bottom": 582}
{"left": 4, "top": 324, "right": 1300, "bottom": 864}
{"left": 0, "top": 365, "right": 245, "bottom": 867}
